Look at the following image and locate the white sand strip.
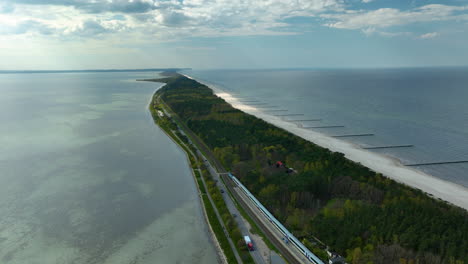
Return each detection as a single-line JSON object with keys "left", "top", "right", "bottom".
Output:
{"left": 184, "top": 74, "right": 468, "bottom": 211}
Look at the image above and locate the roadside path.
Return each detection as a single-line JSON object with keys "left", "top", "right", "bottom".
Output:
{"left": 168, "top": 129, "right": 243, "bottom": 264}
{"left": 158, "top": 94, "right": 318, "bottom": 264}
{"left": 200, "top": 152, "right": 268, "bottom": 264}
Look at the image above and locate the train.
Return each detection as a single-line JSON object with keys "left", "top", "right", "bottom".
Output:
{"left": 228, "top": 173, "right": 324, "bottom": 264}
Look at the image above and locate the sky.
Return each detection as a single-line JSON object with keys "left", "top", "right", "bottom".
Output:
{"left": 1, "top": 0, "right": 468, "bottom": 70}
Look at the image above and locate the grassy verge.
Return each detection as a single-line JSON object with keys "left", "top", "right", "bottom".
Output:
{"left": 151, "top": 91, "right": 257, "bottom": 263}
{"left": 221, "top": 175, "right": 278, "bottom": 253}
{"left": 148, "top": 97, "right": 238, "bottom": 263}
{"left": 149, "top": 93, "right": 259, "bottom": 264}
{"left": 201, "top": 167, "right": 255, "bottom": 264}
{"left": 202, "top": 195, "right": 238, "bottom": 263}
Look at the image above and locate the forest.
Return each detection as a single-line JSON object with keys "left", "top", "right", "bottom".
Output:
{"left": 156, "top": 74, "right": 468, "bottom": 264}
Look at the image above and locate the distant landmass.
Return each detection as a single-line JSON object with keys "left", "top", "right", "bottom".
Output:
{"left": 0, "top": 68, "right": 191, "bottom": 74}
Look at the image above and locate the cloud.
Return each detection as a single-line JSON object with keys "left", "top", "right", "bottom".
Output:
{"left": 322, "top": 4, "right": 468, "bottom": 30}
{"left": 0, "top": 19, "right": 54, "bottom": 35}
{"left": 419, "top": 32, "right": 439, "bottom": 39}
{"left": 0, "top": 3, "right": 15, "bottom": 13}
{"left": 362, "top": 0, "right": 374, "bottom": 3}
{"left": 2, "top": 0, "right": 466, "bottom": 41}
{"left": 361, "top": 27, "right": 411, "bottom": 37}
{"left": 6, "top": 0, "right": 156, "bottom": 14}
{"left": 68, "top": 20, "right": 111, "bottom": 37}
{"left": 156, "top": 10, "right": 193, "bottom": 27}
{"left": 1, "top": 0, "right": 345, "bottom": 39}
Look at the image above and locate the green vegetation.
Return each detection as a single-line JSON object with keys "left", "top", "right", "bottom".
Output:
{"left": 220, "top": 175, "right": 279, "bottom": 252}
{"left": 154, "top": 74, "right": 468, "bottom": 264}
{"left": 202, "top": 167, "right": 255, "bottom": 263}
{"left": 148, "top": 97, "right": 237, "bottom": 264}
{"left": 149, "top": 90, "right": 254, "bottom": 264}
{"left": 202, "top": 194, "right": 238, "bottom": 264}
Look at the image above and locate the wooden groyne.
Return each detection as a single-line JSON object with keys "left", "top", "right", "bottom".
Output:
{"left": 247, "top": 103, "right": 269, "bottom": 106}
{"left": 274, "top": 114, "right": 305, "bottom": 117}
{"left": 288, "top": 119, "right": 322, "bottom": 122}
{"left": 304, "top": 125, "right": 345, "bottom": 129}
{"left": 264, "top": 109, "right": 288, "bottom": 112}
{"left": 238, "top": 100, "right": 260, "bottom": 103}
{"left": 363, "top": 145, "right": 414, "bottom": 150}
{"left": 332, "top": 133, "right": 374, "bottom": 138}
{"left": 255, "top": 106, "right": 279, "bottom": 109}
{"left": 405, "top": 160, "right": 468, "bottom": 166}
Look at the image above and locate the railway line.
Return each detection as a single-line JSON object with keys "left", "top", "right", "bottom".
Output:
{"left": 221, "top": 173, "right": 301, "bottom": 264}
{"left": 157, "top": 94, "right": 326, "bottom": 264}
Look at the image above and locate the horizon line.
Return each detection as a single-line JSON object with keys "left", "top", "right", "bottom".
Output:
{"left": 0, "top": 68, "right": 191, "bottom": 74}
{"left": 1, "top": 65, "right": 468, "bottom": 73}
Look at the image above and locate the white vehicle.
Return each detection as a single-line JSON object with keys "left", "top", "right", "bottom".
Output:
{"left": 230, "top": 173, "right": 324, "bottom": 264}
{"left": 244, "top": 235, "right": 254, "bottom": 251}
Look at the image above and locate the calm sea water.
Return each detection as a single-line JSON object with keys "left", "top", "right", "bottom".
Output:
{"left": 186, "top": 68, "right": 468, "bottom": 187}
{"left": 0, "top": 72, "right": 218, "bottom": 263}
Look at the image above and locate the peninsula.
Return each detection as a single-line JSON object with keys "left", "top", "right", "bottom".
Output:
{"left": 148, "top": 73, "right": 468, "bottom": 264}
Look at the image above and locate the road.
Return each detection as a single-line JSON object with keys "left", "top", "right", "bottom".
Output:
{"left": 199, "top": 147, "right": 311, "bottom": 264}
{"left": 223, "top": 174, "right": 320, "bottom": 264}
{"left": 157, "top": 96, "right": 246, "bottom": 263}
{"left": 158, "top": 95, "right": 318, "bottom": 264}
{"left": 200, "top": 152, "right": 268, "bottom": 264}
{"left": 163, "top": 128, "right": 242, "bottom": 264}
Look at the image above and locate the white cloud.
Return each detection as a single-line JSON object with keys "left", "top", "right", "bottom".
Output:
{"left": 0, "top": 0, "right": 344, "bottom": 39}
{"left": 362, "top": 0, "right": 374, "bottom": 3}
{"left": 361, "top": 27, "right": 411, "bottom": 37}
{"left": 419, "top": 32, "right": 439, "bottom": 39}
{"left": 322, "top": 4, "right": 468, "bottom": 30}
{"left": 0, "top": 0, "right": 466, "bottom": 43}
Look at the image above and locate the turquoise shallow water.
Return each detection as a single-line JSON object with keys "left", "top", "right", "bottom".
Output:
{"left": 0, "top": 72, "right": 218, "bottom": 263}
{"left": 186, "top": 68, "right": 468, "bottom": 188}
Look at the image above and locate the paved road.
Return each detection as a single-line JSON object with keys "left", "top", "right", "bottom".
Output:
{"left": 200, "top": 152, "right": 267, "bottom": 264}
{"left": 222, "top": 174, "right": 306, "bottom": 264}
{"left": 163, "top": 128, "right": 242, "bottom": 264}
{"left": 158, "top": 96, "right": 245, "bottom": 263}
{"left": 158, "top": 95, "right": 316, "bottom": 264}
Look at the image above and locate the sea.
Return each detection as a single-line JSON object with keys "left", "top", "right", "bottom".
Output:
{"left": 185, "top": 68, "right": 468, "bottom": 188}
{"left": 0, "top": 72, "right": 219, "bottom": 264}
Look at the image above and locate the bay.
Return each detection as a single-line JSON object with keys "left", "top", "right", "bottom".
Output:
{"left": 0, "top": 72, "right": 218, "bottom": 264}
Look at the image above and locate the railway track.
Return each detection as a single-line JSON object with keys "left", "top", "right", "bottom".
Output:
{"left": 222, "top": 174, "right": 302, "bottom": 264}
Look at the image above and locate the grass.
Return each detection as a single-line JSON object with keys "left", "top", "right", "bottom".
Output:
{"left": 203, "top": 195, "right": 238, "bottom": 263}
{"left": 153, "top": 93, "right": 256, "bottom": 263}
{"left": 221, "top": 176, "right": 280, "bottom": 253}
{"left": 149, "top": 99, "right": 239, "bottom": 264}
{"left": 149, "top": 88, "right": 265, "bottom": 264}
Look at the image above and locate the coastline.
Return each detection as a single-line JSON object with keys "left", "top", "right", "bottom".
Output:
{"left": 147, "top": 92, "right": 227, "bottom": 264}
{"left": 183, "top": 74, "right": 468, "bottom": 211}
{"left": 162, "top": 125, "right": 227, "bottom": 264}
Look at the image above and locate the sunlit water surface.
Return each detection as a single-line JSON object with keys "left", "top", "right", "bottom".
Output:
{"left": 187, "top": 68, "right": 468, "bottom": 187}
{"left": 0, "top": 72, "right": 218, "bottom": 264}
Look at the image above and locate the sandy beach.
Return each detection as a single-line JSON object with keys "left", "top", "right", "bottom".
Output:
{"left": 184, "top": 74, "right": 468, "bottom": 211}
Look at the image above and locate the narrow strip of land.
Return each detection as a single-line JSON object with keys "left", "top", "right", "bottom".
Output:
{"left": 143, "top": 73, "right": 468, "bottom": 263}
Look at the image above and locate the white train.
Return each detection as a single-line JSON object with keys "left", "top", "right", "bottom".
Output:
{"left": 228, "top": 173, "right": 324, "bottom": 264}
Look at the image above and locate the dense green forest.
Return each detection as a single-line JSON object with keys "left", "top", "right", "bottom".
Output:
{"left": 156, "top": 74, "right": 468, "bottom": 264}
